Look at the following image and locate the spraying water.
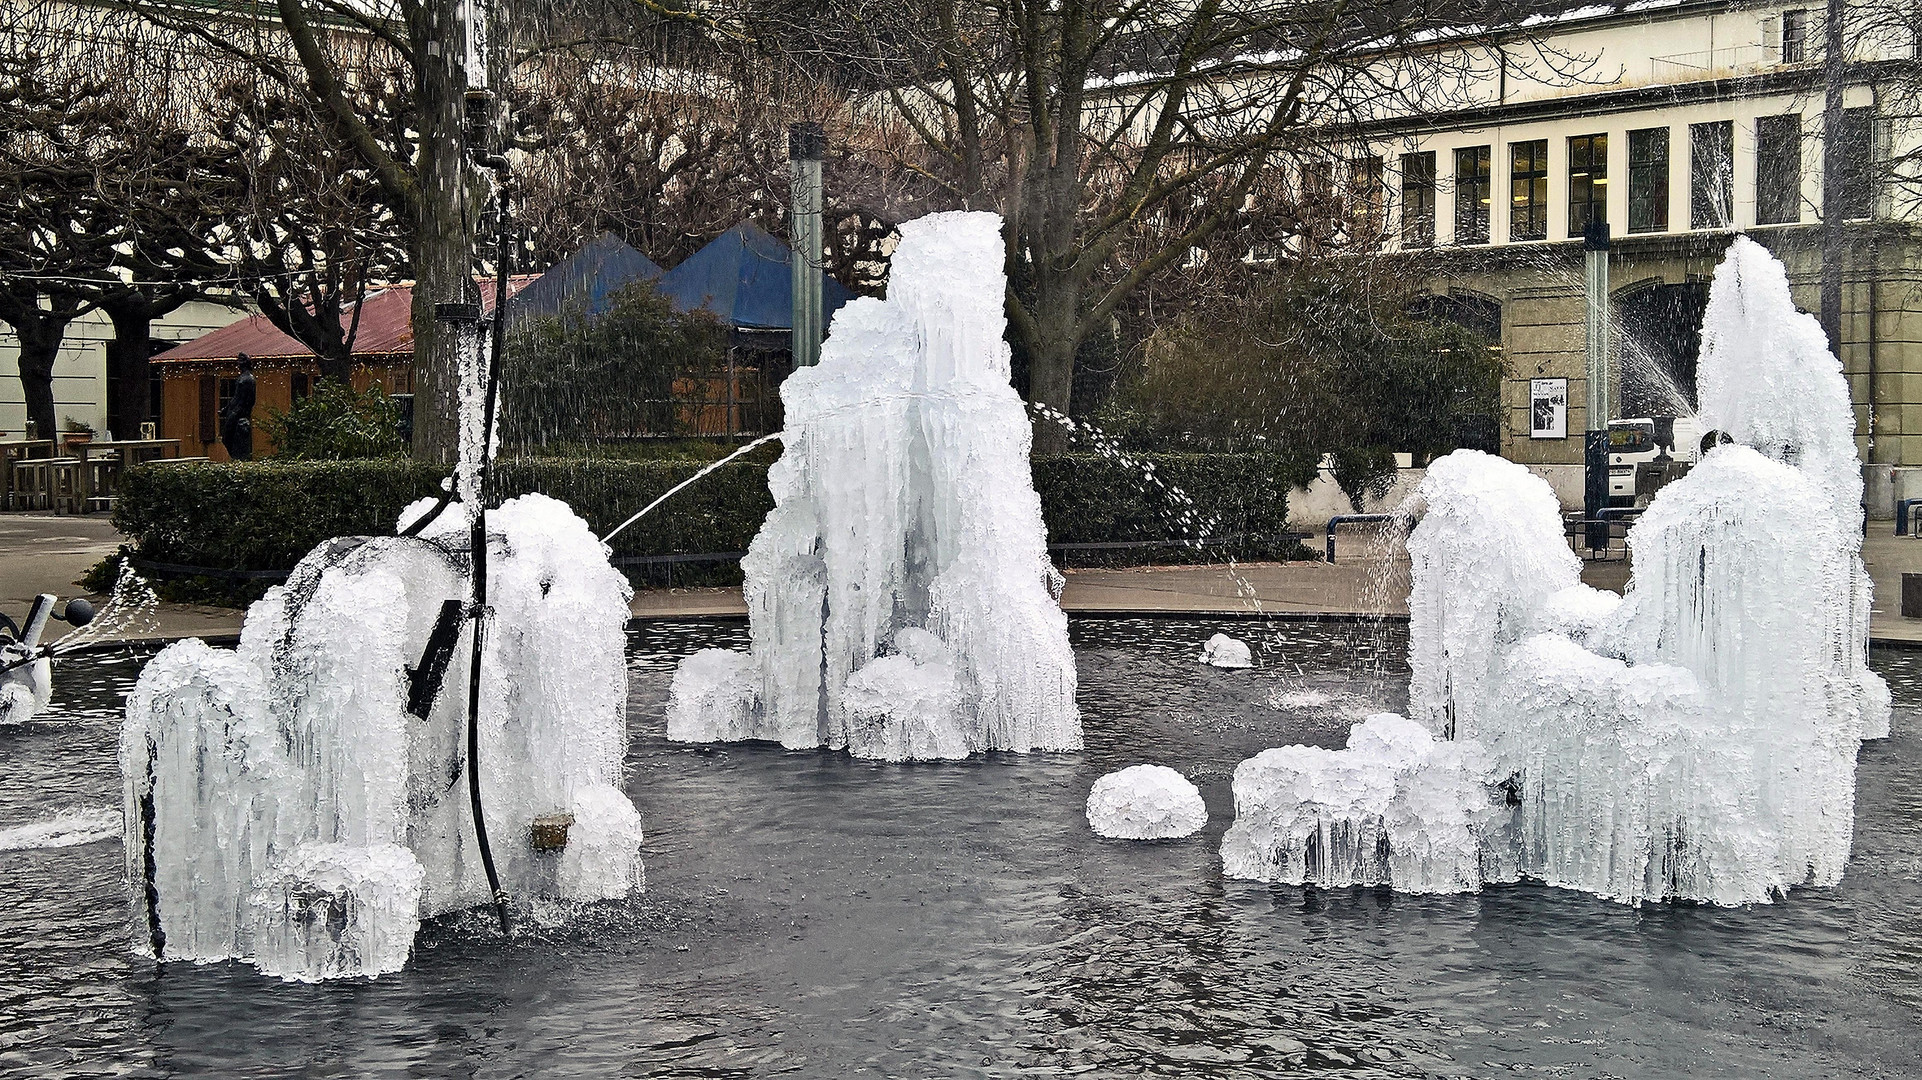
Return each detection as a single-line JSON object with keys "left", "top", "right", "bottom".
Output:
{"left": 600, "top": 431, "right": 784, "bottom": 543}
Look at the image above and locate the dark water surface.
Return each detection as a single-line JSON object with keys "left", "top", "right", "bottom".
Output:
{"left": 2, "top": 618, "right": 1918, "bottom": 1078}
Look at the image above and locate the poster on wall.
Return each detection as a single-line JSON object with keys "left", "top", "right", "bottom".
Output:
{"left": 1530, "top": 378, "right": 1567, "bottom": 439}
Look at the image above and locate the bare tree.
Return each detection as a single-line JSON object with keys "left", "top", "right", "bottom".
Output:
{"left": 209, "top": 62, "right": 413, "bottom": 380}
{"left": 752, "top": 0, "right": 1585, "bottom": 447}
{"left": 0, "top": 5, "right": 236, "bottom": 439}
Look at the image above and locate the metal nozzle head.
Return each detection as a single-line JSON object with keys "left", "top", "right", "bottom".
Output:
{"left": 60, "top": 598, "right": 94, "bottom": 627}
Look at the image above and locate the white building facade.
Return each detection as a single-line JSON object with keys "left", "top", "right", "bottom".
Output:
{"left": 1307, "top": 0, "right": 1921, "bottom": 484}
{"left": 0, "top": 300, "right": 249, "bottom": 440}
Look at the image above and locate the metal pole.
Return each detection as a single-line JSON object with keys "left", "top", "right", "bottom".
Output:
{"left": 1583, "top": 220, "right": 1612, "bottom": 554}
{"left": 1818, "top": 0, "right": 1848, "bottom": 355}
{"left": 789, "top": 122, "right": 825, "bottom": 370}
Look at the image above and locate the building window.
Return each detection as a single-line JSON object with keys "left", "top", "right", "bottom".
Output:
{"left": 1836, "top": 106, "right": 1876, "bottom": 220}
{"left": 1628, "top": 127, "right": 1670, "bottom": 233}
{"left": 1454, "top": 146, "right": 1491, "bottom": 244}
{"left": 1567, "top": 134, "right": 1608, "bottom": 238}
{"left": 1301, "top": 159, "right": 1335, "bottom": 250}
{"left": 1756, "top": 113, "right": 1803, "bottom": 224}
{"left": 1690, "top": 120, "right": 1734, "bottom": 228}
{"left": 1783, "top": 9, "right": 1808, "bottom": 63}
{"left": 1347, "top": 155, "right": 1384, "bottom": 240}
{"left": 1510, "top": 139, "right": 1549, "bottom": 241}
{"left": 1401, "top": 151, "right": 1436, "bottom": 247}
{"left": 292, "top": 373, "right": 313, "bottom": 401}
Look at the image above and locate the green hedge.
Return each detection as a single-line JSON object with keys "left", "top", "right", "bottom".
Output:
{"left": 109, "top": 451, "right": 1308, "bottom": 603}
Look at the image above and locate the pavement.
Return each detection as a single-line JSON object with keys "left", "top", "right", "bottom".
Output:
{"left": 7, "top": 512, "right": 1922, "bottom": 646}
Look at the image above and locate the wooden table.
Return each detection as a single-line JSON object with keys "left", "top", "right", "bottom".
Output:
{"left": 67, "top": 439, "right": 183, "bottom": 511}
{"left": 0, "top": 440, "right": 55, "bottom": 511}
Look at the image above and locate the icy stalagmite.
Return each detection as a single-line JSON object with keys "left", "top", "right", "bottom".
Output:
{"left": 123, "top": 495, "right": 643, "bottom": 980}
{"left": 1223, "top": 237, "right": 1888, "bottom": 905}
{"left": 667, "top": 211, "right": 1080, "bottom": 760}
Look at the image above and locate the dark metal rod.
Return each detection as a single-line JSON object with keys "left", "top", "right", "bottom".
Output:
{"left": 465, "top": 186, "right": 513, "bottom": 936}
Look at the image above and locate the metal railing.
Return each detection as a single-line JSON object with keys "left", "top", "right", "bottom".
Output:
{"left": 1325, "top": 514, "right": 1400, "bottom": 563}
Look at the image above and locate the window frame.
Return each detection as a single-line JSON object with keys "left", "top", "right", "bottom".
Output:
{"left": 1689, "top": 120, "right": 1734, "bottom": 229}
{"left": 1453, "top": 145, "right": 1492, "bottom": 245}
{"left": 1567, "top": 133, "right": 1608, "bottom": 238}
{"left": 1755, "top": 113, "right": 1803, "bottom": 225}
{"left": 1401, "top": 150, "right": 1437, "bottom": 248}
{"left": 1627, "top": 127, "right": 1671, "bottom": 234}
{"left": 1783, "top": 9, "right": 1808, "bottom": 64}
{"left": 1509, "top": 138, "right": 1550, "bottom": 242}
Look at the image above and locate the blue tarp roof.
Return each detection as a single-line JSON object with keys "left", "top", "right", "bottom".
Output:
{"left": 511, "top": 232, "right": 664, "bottom": 321}
{"left": 654, "top": 222, "right": 855, "bottom": 331}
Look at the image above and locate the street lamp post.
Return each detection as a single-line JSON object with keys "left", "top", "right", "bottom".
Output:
{"left": 1583, "top": 220, "right": 1612, "bottom": 554}
{"left": 789, "top": 122, "right": 826, "bottom": 370}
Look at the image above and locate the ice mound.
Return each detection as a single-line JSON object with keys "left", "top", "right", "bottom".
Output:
{"left": 666, "top": 649, "right": 759, "bottom": 744}
{"left": 1086, "top": 765, "right": 1208, "bottom": 839}
{"left": 1220, "top": 714, "right": 1492, "bottom": 893}
{"left": 666, "top": 211, "right": 1079, "bottom": 760}
{"left": 1223, "top": 238, "right": 1887, "bottom": 905}
{"left": 1198, "top": 633, "right": 1254, "bottom": 669}
{"left": 122, "top": 494, "right": 642, "bottom": 979}
{"left": 251, "top": 842, "right": 425, "bottom": 983}
{"left": 0, "top": 657, "right": 48, "bottom": 726}
{"left": 1404, "top": 450, "right": 1580, "bottom": 740}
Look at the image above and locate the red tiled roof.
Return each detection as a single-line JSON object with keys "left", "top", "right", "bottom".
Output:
{"left": 153, "top": 276, "right": 540, "bottom": 366}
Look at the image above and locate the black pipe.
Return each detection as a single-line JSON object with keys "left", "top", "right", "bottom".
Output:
{"left": 140, "top": 738, "right": 165, "bottom": 959}
{"left": 464, "top": 186, "right": 514, "bottom": 937}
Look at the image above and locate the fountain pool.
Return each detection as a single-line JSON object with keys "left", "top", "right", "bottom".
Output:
{"left": 3, "top": 618, "right": 1918, "bottom": 1078}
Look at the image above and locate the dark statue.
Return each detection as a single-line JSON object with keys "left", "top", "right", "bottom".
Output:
{"left": 221, "top": 353, "right": 256, "bottom": 461}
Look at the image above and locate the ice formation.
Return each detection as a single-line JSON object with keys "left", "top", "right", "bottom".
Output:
{"left": 666, "top": 211, "right": 1079, "bottom": 760}
{"left": 1199, "top": 633, "right": 1255, "bottom": 669}
{"left": 122, "top": 494, "right": 643, "bottom": 980}
{"left": 1220, "top": 714, "right": 1492, "bottom": 893}
{"left": 1224, "top": 238, "right": 1889, "bottom": 905}
{"left": 1087, "top": 765, "right": 1209, "bottom": 839}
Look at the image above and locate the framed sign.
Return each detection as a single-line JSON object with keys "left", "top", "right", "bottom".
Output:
{"left": 1529, "top": 378, "right": 1567, "bottom": 439}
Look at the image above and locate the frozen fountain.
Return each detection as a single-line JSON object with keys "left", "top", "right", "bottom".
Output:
{"left": 1223, "top": 237, "right": 1890, "bottom": 905}
{"left": 668, "top": 211, "right": 1080, "bottom": 760}
{"left": 122, "top": 495, "right": 642, "bottom": 980}
{"left": 122, "top": 175, "right": 644, "bottom": 977}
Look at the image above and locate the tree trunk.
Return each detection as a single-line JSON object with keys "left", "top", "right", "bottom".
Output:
{"left": 317, "top": 343, "right": 356, "bottom": 385}
{"left": 105, "top": 304, "right": 155, "bottom": 441}
{"left": 409, "top": 0, "right": 481, "bottom": 464}
{"left": 14, "top": 317, "right": 62, "bottom": 442}
{"left": 1026, "top": 299, "right": 1081, "bottom": 455}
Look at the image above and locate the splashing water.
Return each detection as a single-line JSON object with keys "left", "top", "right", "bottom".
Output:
{"left": 0, "top": 805, "right": 121, "bottom": 852}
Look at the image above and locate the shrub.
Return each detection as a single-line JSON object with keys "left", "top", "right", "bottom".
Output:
{"left": 502, "top": 283, "right": 731, "bottom": 450}
{"left": 261, "top": 382, "right": 407, "bottom": 460}
{"left": 1105, "top": 261, "right": 1503, "bottom": 507}
{"left": 109, "top": 451, "right": 1308, "bottom": 605}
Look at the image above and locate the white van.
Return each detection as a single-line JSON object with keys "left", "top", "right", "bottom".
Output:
{"left": 1608, "top": 415, "right": 1704, "bottom": 507}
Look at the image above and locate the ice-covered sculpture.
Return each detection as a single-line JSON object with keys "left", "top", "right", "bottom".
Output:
{"left": 1087, "top": 765, "right": 1209, "bottom": 839}
{"left": 122, "top": 494, "right": 643, "bottom": 980}
{"left": 667, "top": 211, "right": 1080, "bottom": 760}
{"left": 1224, "top": 237, "right": 1889, "bottom": 905}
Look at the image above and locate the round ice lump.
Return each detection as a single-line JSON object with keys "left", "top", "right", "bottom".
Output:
{"left": 1199, "top": 633, "right": 1254, "bottom": 669}
{"left": 1086, "top": 765, "right": 1208, "bottom": 839}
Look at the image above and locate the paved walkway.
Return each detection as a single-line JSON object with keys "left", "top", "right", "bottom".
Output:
{"left": 7, "top": 513, "right": 1922, "bottom": 646}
